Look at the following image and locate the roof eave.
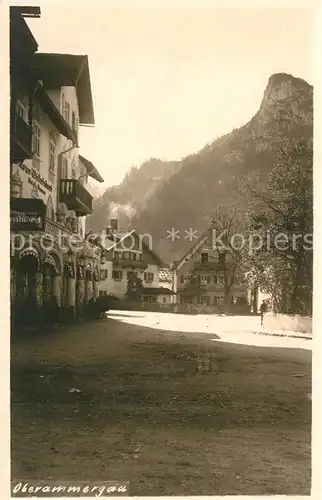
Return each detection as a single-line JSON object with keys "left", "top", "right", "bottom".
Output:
{"left": 77, "top": 56, "right": 95, "bottom": 125}
{"left": 35, "top": 86, "right": 78, "bottom": 145}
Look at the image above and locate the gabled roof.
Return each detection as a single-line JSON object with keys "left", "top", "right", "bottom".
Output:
{"left": 171, "top": 226, "right": 212, "bottom": 272}
{"left": 34, "top": 53, "right": 94, "bottom": 124}
{"left": 79, "top": 155, "right": 104, "bottom": 183}
{"left": 94, "top": 229, "right": 168, "bottom": 267}
{"left": 141, "top": 240, "right": 168, "bottom": 268}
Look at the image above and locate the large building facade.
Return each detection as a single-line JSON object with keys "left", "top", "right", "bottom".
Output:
{"left": 10, "top": 7, "right": 104, "bottom": 326}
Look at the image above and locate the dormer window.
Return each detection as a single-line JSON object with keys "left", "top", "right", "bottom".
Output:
{"left": 201, "top": 252, "right": 208, "bottom": 263}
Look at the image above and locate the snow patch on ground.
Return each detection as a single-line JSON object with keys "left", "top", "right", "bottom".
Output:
{"left": 107, "top": 311, "right": 312, "bottom": 350}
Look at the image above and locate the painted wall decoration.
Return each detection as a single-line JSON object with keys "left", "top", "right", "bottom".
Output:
{"left": 18, "top": 162, "right": 53, "bottom": 193}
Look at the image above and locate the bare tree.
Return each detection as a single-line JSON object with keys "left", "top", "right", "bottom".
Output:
{"left": 209, "top": 202, "right": 245, "bottom": 311}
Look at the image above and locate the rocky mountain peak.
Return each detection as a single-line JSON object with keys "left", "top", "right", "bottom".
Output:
{"left": 256, "top": 73, "right": 312, "bottom": 126}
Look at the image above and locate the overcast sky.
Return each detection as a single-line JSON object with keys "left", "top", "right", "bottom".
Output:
{"left": 26, "top": 7, "right": 313, "bottom": 190}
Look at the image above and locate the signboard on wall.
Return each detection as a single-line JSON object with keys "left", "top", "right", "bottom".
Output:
{"left": 10, "top": 198, "right": 46, "bottom": 231}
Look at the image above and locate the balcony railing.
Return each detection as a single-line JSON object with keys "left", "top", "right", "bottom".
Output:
{"left": 112, "top": 257, "right": 147, "bottom": 269}
{"left": 60, "top": 179, "right": 93, "bottom": 216}
{"left": 10, "top": 112, "right": 33, "bottom": 160}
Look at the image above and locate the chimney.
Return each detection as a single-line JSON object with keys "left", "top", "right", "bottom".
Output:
{"left": 106, "top": 226, "right": 112, "bottom": 237}
{"left": 110, "top": 219, "right": 118, "bottom": 232}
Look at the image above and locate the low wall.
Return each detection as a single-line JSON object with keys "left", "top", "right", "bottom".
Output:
{"left": 111, "top": 300, "right": 251, "bottom": 315}
{"left": 264, "top": 313, "right": 312, "bottom": 334}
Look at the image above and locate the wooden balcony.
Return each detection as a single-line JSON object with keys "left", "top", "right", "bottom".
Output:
{"left": 112, "top": 258, "right": 147, "bottom": 269}
{"left": 60, "top": 179, "right": 93, "bottom": 216}
{"left": 10, "top": 112, "right": 33, "bottom": 161}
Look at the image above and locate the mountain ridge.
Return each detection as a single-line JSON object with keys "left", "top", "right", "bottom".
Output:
{"left": 86, "top": 73, "right": 313, "bottom": 262}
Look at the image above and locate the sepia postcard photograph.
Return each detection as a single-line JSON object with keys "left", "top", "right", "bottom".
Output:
{"left": 6, "top": 0, "right": 319, "bottom": 497}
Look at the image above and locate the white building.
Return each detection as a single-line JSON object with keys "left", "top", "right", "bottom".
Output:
{"left": 98, "top": 221, "right": 175, "bottom": 303}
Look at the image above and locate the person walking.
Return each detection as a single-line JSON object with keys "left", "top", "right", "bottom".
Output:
{"left": 259, "top": 300, "right": 268, "bottom": 326}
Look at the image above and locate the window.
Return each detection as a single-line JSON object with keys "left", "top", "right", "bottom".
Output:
{"left": 200, "top": 274, "right": 211, "bottom": 285}
{"left": 127, "top": 271, "right": 137, "bottom": 280}
{"left": 46, "top": 195, "right": 54, "bottom": 220}
{"left": 61, "top": 157, "right": 68, "bottom": 178}
{"left": 31, "top": 121, "right": 41, "bottom": 157}
{"left": 163, "top": 297, "right": 167, "bottom": 303}
{"left": 49, "top": 134, "right": 56, "bottom": 172}
{"left": 235, "top": 275, "right": 245, "bottom": 286}
{"left": 144, "top": 272, "right": 154, "bottom": 283}
{"left": 16, "top": 101, "right": 26, "bottom": 121}
{"left": 145, "top": 296, "right": 156, "bottom": 303}
{"left": 218, "top": 275, "right": 225, "bottom": 285}
{"left": 112, "top": 270, "right": 123, "bottom": 281}
{"left": 72, "top": 111, "right": 76, "bottom": 131}
{"left": 70, "top": 159, "right": 77, "bottom": 179}
{"left": 201, "top": 252, "right": 209, "bottom": 263}
{"left": 198, "top": 295, "right": 210, "bottom": 305}
{"left": 180, "top": 274, "right": 191, "bottom": 284}
{"left": 215, "top": 295, "right": 225, "bottom": 305}
{"left": 64, "top": 101, "right": 70, "bottom": 123}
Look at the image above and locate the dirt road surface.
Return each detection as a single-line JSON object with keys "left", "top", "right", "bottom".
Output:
{"left": 11, "top": 312, "right": 311, "bottom": 496}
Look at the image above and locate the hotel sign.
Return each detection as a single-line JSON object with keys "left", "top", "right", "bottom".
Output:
{"left": 10, "top": 198, "right": 46, "bottom": 231}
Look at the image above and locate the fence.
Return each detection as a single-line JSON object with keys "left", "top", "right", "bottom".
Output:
{"left": 111, "top": 300, "right": 251, "bottom": 315}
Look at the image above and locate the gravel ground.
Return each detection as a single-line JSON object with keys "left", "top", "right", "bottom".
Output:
{"left": 11, "top": 312, "right": 311, "bottom": 496}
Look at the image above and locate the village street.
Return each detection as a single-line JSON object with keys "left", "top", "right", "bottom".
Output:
{"left": 11, "top": 312, "right": 311, "bottom": 496}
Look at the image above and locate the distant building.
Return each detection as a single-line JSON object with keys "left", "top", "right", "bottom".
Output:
{"left": 172, "top": 223, "right": 249, "bottom": 310}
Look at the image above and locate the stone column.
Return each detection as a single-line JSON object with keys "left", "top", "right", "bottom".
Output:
{"left": 53, "top": 275, "right": 62, "bottom": 307}
{"left": 76, "top": 276, "right": 85, "bottom": 317}
{"left": 93, "top": 280, "right": 99, "bottom": 301}
{"left": 85, "top": 280, "right": 93, "bottom": 304}
{"left": 62, "top": 259, "right": 76, "bottom": 321}
{"left": 67, "top": 277, "right": 76, "bottom": 308}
